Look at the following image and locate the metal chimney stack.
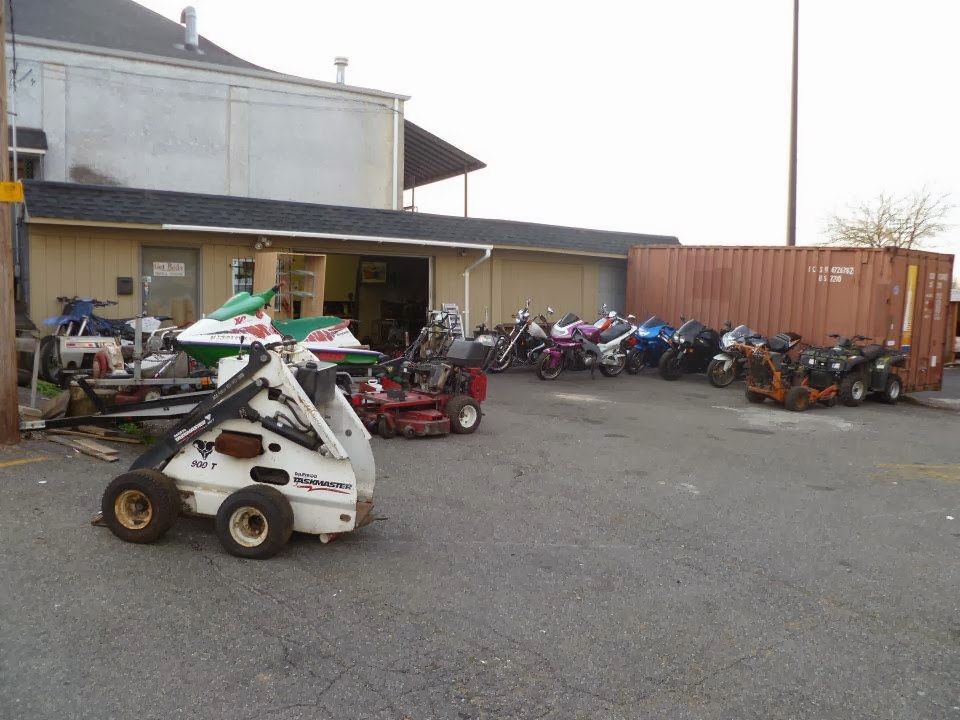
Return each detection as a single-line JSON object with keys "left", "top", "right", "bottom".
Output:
{"left": 180, "top": 6, "right": 199, "bottom": 51}
{"left": 334, "top": 57, "right": 349, "bottom": 84}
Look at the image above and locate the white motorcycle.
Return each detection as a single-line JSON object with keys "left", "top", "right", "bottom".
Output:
{"left": 547, "top": 305, "right": 637, "bottom": 377}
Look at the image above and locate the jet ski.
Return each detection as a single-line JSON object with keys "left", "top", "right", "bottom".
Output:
{"left": 176, "top": 287, "right": 383, "bottom": 368}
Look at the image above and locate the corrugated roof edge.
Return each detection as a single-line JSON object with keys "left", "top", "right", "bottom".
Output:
{"left": 23, "top": 181, "right": 678, "bottom": 255}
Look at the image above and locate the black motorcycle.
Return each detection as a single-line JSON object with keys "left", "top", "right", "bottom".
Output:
{"left": 658, "top": 318, "right": 730, "bottom": 381}
{"left": 488, "top": 300, "right": 553, "bottom": 373}
{"left": 799, "top": 334, "right": 907, "bottom": 406}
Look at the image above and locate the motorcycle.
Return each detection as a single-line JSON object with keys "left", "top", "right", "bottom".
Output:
{"left": 44, "top": 296, "right": 169, "bottom": 342}
{"left": 40, "top": 297, "right": 170, "bottom": 383}
{"left": 706, "top": 323, "right": 757, "bottom": 388}
{"left": 625, "top": 315, "right": 675, "bottom": 374}
{"left": 658, "top": 317, "right": 730, "bottom": 381}
{"left": 537, "top": 306, "right": 636, "bottom": 380}
{"left": 488, "top": 299, "right": 553, "bottom": 373}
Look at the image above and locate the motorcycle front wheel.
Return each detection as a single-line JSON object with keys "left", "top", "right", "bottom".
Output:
{"left": 707, "top": 358, "right": 736, "bottom": 388}
{"left": 487, "top": 335, "right": 513, "bottom": 374}
{"left": 657, "top": 348, "right": 684, "bottom": 381}
{"left": 39, "top": 335, "right": 64, "bottom": 385}
{"left": 536, "top": 353, "right": 564, "bottom": 381}
{"left": 599, "top": 354, "right": 626, "bottom": 377}
{"left": 626, "top": 350, "right": 647, "bottom": 375}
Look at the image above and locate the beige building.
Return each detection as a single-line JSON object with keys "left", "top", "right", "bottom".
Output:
{"left": 24, "top": 182, "right": 677, "bottom": 346}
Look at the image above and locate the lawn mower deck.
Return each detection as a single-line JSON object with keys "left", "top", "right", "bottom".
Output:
{"left": 352, "top": 339, "right": 491, "bottom": 439}
{"left": 354, "top": 380, "right": 452, "bottom": 438}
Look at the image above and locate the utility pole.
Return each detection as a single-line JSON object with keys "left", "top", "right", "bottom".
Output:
{"left": 0, "top": 4, "right": 20, "bottom": 444}
{"left": 785, "top": 0, "right": 799, "bottom": 247}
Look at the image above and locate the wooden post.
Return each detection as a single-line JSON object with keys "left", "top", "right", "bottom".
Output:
{"left": 0, "top": 6, "right": 20, "bottom": 444}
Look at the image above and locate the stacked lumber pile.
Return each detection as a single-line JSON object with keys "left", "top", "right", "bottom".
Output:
{"left": 46, "top": 426, "right": 144, "bottom": 463}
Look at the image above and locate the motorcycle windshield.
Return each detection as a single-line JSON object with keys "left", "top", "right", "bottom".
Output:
{"left": 721, "top": 324, "right": 754, "bottom": 350}
{"left": 557, "top": 312, "right": 580, "bottom": 327}
{"left": 727, "top": 325, "right": 754, "bottom": 341}
{"left": 639, "top": 315, "right": 667, "bottom": 330}
{"left": 676, "top": 319, "right": 705, "bottom": 343}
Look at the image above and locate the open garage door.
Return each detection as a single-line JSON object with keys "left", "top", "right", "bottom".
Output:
{"left": 324, "top": 254, "right": 430, "bottom": 354}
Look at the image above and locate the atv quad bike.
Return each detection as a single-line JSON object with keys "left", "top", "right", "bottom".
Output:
{"left": 798, "top": 334, "right": 907, "bottom": 407}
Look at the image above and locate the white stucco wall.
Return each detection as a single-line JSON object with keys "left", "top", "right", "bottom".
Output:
{"left": 8, "top": 38, "right": 405, "bottom": 209}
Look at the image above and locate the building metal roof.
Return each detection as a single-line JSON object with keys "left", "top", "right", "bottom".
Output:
{"left": 12, "top": 0, "right": 484, "bottom": 187}
{"left": 8, "top": 127, "right": 48, "bottom": 152}
{"left": 404, "top": 121, "right": 486, "bottom": 189}
{"left": 11, "top": 0, "right": 264, "bottom": 71}
{"left": 23, "top": 181, "right": 678, "bottom": 256}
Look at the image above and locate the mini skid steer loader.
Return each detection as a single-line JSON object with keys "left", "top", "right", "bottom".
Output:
{"left": 96, "top": 340, "right": 377, "bottom": 559}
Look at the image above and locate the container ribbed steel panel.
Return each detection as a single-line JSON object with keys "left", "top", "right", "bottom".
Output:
{"left": 626, "top": 246, "right": 955, "bottom": 391}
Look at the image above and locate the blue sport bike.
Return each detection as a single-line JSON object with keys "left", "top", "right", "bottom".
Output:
{"left": 625, "top": 315, "right": 675, "bottom": 374}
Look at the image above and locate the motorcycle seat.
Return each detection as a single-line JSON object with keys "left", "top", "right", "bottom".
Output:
{"left": 599, "top": 321, "right": 631, "bottom": 343}
{"left": 860, "top": 344, "right": 884, "bottom": 360}
{"left": 767, "top": 336, "right": 789, "bottom": 353}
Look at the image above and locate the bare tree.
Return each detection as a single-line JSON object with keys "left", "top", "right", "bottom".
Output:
{"left": 826, "top": 189, "right": 952, "bottom": 249}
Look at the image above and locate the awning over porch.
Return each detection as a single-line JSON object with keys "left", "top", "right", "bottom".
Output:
{"left": 403, "top": 121, "right": 486, "bottom": 190}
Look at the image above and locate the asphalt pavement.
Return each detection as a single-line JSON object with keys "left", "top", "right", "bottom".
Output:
{"left": 1, "top": 368, "right": 958, "bottom": 720}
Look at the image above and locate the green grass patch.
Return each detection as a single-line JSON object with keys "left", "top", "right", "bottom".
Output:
{"left": 36, "top": 380, "right": 63, "bottom": 399}
{"left": 117, "top": 422, "right": 156, "bottom": 446}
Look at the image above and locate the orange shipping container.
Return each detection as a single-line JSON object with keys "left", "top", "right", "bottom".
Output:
{"left": 626, "top": 246, "right": 955, "bottom": 392}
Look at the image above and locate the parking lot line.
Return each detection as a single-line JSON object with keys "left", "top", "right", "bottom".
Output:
{"left": 0, "top": 455, "right": 50, "bottom": 470}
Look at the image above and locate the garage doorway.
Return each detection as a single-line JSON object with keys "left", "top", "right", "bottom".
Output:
{"left": 141, "top": 246, "right": 200, "bottom": 326}
{"left": 323, "top": 254, "right": 430, "bottom": 353}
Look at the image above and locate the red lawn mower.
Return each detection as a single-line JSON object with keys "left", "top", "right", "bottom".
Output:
{"left": 352, "top": 339, "right": 493, "bottom": 439}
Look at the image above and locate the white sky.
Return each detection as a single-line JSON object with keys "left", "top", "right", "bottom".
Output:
{"left": 137, "top": 0, "right": 959, "bottom": 272}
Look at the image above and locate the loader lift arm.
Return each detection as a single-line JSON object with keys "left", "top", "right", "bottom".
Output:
{"left": 131, "top": 343, "right": 280, "bottom": 471}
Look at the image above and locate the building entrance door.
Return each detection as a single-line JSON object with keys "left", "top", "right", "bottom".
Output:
{"left": 141, "top": 247, "right": 200, "bottom": 326}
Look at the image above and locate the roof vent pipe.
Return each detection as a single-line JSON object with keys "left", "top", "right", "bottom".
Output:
{"left": 180, "top": 6, "right": 199, "bottom": 51}
{"left": 334, "top": 57, "right": 348, "bottom": 84}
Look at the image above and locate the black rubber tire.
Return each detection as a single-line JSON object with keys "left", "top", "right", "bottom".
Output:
{"left": 822, "top": 395, "right": 838, "bottom": 407}
{"left": 446, "top": 395, "right": 482, "bottom": 434}
{"left": 377, "top": 415, "right": 396, "bottom": 439}
{"left": 878, "top": 376, "right": 902, "bottom": 405}
{"left": 38, "top": 335, "right": 63, "bottom": 384}
{"left": 838, "top": 374, "right": 866, "bottom": 407}
{"left": 784, "top": 385, "right": 811, "bottom": 412}
{"left": 599, "top": 354, "right": 626, "bottom": 377}
{"left": 707, "top": 358, "right": 736, "bottom": 388}
{"left": 658, "top": 349, "right": 684, "bottom": 381}
{"left": 487, "top": 336, "right": 512, "bottom": 374}
{"left": 744, "top": 384, "right": 766, "bottom": 404}
{"left": 625, "top": 350, "right": 646, "bottom": 375}
{"left": 536, "top": 353, "right": 563, "bottom": 381}
{"left": 101, "top": 469, "right": 181, "bottom": 544}
{"left": 215, "top": 485, "right": 294, "bottom": 560}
